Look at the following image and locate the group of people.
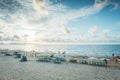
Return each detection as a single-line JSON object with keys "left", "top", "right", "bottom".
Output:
{"left": 112, "top": 53, "right": 119, "bottom": 64}
{"left": 103, "top": 53, "right": 119, "bottom": 67}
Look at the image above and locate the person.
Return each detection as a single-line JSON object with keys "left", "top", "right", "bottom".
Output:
{"left": 62, "top": 51, "right": 66, "bottom": 58}
{"left": 115, "top": 58, "right": 118, "bottom": 64}
{"left": 20, "top": 55, "right": 27, "bottom": 62}
{"left": 50, "top": 54, "right": 54, "bottom": 57}
{"left": 112, "top": 53, "right": 114, "bottom": 58}
{"left": 104, "top": 59, "right": 108, "bottom": 67}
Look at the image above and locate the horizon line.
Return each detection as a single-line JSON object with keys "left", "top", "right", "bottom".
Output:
{"left": 0, "top": 42, "right": 120, "bottom": 45}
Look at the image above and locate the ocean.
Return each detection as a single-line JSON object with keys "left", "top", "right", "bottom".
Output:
{"left": 0, "top": 44, "right": 120, "bottom": 56}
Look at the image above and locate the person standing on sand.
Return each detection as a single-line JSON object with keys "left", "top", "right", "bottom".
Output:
{"left": 62, "top": 51, "right": 66, "bottom": 58}
{"left": 115, "top": 58, "right": 118, "bottom": 64}
{"left": 104, "top": 59, "right": 108, "bottom": 67}
{"left": 112, "top": 53, "right": 114, "bottom": 58}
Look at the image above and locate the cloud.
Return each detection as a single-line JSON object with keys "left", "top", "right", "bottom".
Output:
{"left": 0, "top": 33, "right": 20, "bottom": 41}
{"left": 94, "top": 0, "right": 109, "bottom": 11}
{"left": 118, "top": 21, "right": 120, "bottom": 25}
{"left": 61, "top": 25, "right": 70, "bottom": 34}
{"left": 110, "top": 2, "right": 119, "bottom": 11}
{"left": 0, "top": 0, "right": 119, "bottom": 43}
{"left": 102, "top": 29, "right": 110, "bottom": 33}
{"left": 94, "top": 0, "right": 119, "bottom": 11}
{"left": 33, "top": 0, "right": 48, "bottom": 15}
{"left": 0, "top": 21, "right": 13, "bottom": 34}
{"left": 99, "top": 29, "right": 111, "bottom": 41}
{"left": 0, "top": 31, "right": 3, "bottom": 33}
{"left": 65, "top": 0, "right": 119, "bottom": 21}
{"left": 86, "top": 26, "right": 115, "bottom": 42}
{"left": 0, "top": 0, "right": 22, "bottom": 14}
{"left": 89, "top": 29, "right": 111, "bottom": 41}
{"left": 88, "top": 26, "right": 98, "bottom": 37}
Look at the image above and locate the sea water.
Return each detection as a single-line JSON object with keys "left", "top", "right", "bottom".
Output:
{"left": 0, "top": 44, "right": 120, "bottom": 56}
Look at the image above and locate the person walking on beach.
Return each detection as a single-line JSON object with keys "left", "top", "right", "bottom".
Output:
{"left": 104, "top": 59, "right": 108, "bottom": 67}
{"left": 112, "top": 53, "right": 114, "bottom": 58}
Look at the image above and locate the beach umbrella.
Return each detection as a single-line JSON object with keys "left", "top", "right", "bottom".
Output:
{"left": 88, "top": 57, "right": 98, "bottom": 60}
{"left": 54, "top": 53, "right": 61, "bottom": 58}
{"left": 99, "top": 58, "right": 110, "bottom": 61}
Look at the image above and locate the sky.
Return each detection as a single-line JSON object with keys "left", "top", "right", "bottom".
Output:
{"left": 0, "top": 0, "right": 120, "bottom": 44}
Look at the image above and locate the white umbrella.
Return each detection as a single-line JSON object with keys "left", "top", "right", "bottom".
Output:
{"left": 54, "top": 53, "right": 62, "bottom": 58}
{"left": 99, "top": 58, "right": 110, "bottom": 61}
{"left": 88, "top": 57, "right": 98, "bottom": 60}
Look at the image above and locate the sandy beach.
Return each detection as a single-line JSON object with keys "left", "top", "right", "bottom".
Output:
{"left": 0, "top": 54, "right": 120, "bottom": 80}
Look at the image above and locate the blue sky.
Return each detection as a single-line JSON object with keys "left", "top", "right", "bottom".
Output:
{"left": 0, "top": 0, "right": 120, "bottom": 44}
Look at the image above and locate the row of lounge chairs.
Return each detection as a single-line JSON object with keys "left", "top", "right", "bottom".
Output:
{"left": 12, "top": 52, "right": 109, "bottom": 66}
{"left": 13, "top": 53, "right": 66, "bottom": 63}
{"left": 68, "top": 59, "right": 106, "bottom": 66}
{"left": 68, "top": 56, "right": 108, "bottom": 67}
{"left": 36, "top": 56, "right": 66, "bottom": 64}
{"left": 90, "top": 61, "right": 106, "bottom": 66}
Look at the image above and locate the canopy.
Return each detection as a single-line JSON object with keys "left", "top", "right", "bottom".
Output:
{"left": 88, "top": 57, "right": 98, "bottom": 60}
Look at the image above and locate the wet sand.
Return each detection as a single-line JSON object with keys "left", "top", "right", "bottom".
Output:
{"left": 0, "top": 54, "right": 120, "bottom": 80}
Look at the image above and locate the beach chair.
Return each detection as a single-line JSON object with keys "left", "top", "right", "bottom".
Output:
{"left": 59, "top": 58, "right": 66, "bottom": 62}
{"left": 69, "top": 59, "right": 77, "bottom": 63}
{"left": 80, "top": 60, "right": 88, "bottom": 64}
{"left": 53, "top": 57, "right": 61, "bottom": 64}
{"left": 4, "top": 53, "right": 12, "bottom": 56}
{"left": 14, "top": 53, "right": 21, "bottom": 58}
{"left": 92, "top": 61, "right": 106, "bottom": 66}
{"left": 43, "top": 56, "right": 51, "bottom": 62}
{"left": 37, "top": 56, "right": 51, "bottom": 62}
{"left": 20, "top": 56, "right": 27, "bottom": 62}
